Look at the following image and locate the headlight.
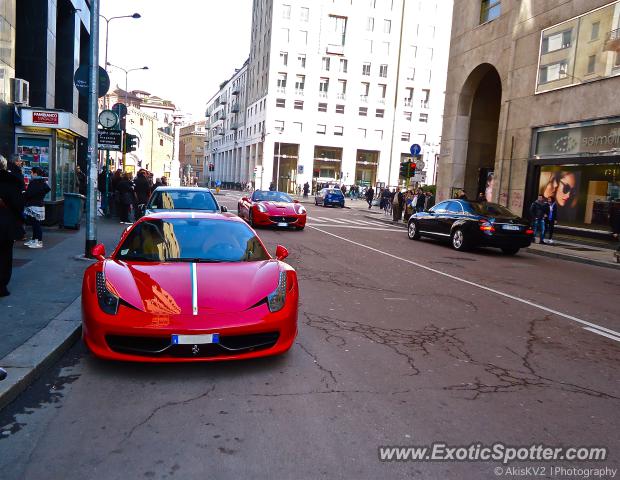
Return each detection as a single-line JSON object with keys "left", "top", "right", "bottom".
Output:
{"left": 295, "top": 204, "right": 306, "bottom": 214}
{"left": 96, "top": 271, "right": 119, "bottom": 315}
{"left": 256, "top": 203, "right": 268, "bottom": 213}
{"left": 267, "top": 271, "right": 287, "bottom": 313}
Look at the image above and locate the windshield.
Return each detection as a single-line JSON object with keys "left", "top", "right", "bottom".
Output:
{"left": 252, "top": 191, "right": 293, "bottom": 203}
{"left": 116, "top": 219, "right": 270, "bottom": 263}
{"left": 326, "top": 189, "right": 344, "bottom": 197}
{"left": 467, "top": 202, "right": 516, "bottom": 217}
{"left": 147, "top": 190, "right": 218, "bottom": 211}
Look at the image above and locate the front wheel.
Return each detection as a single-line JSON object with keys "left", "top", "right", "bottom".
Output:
{"left": 408, "top": 221, "right": 420, "bottom": 240}
{"left": 451, "top": 229, "right": 470, "bottom": 251}
{"left": 501, "top": 247, "right": 520, "bottom": 255}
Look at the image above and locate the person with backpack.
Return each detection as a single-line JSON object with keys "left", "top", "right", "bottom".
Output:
{"left": 23, "top": 167, "right": 51, "bottom": 249}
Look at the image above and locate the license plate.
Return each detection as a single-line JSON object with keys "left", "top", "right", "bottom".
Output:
{"left": 277, "top": 222, "right": 288, "bottom": 227}
{"left": 503, "top": 225, "right": 520, "bottom": 231}
{"left": 172, "top": 334, "right": 220, "bottom": 345}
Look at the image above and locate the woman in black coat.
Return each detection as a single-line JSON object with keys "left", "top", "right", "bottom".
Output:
{"left": 0, "top": 156, "right": 25, "bottom": 296}
{"left": 116, "top": 173, "right": 136, "bottom": 224}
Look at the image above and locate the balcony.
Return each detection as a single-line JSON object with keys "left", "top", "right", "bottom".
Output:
{"left": 232, "top": 85, "right": 241, "bottom": 95}
{"left": 319, "top": 91, "right": 328, "bottom": 98}
{"left": 420, "top": 100, "right": 429, "bottom": 109}
{"left": 604, "top": 28, "right": 620, "bottom": 52}
{"left": 277, "top": 86, "right": 287, "bottom": 94}
{"left": 231, "top": 122, "right": 239, "bottom": 130}
{"left": 231, "top": 102, "right": 240, "bottom": 113}
{"left": 337, "top": 93, "right": 346, "bottom": 100}
{"left": 360, "top": 95, "right": 368, "bottom": 103}
{"left": 205, "top": 110, "right": 211, "bottom": 117}
{"left": 404, "top": 99, "right": 413, "bottom": 107}
{"left": 220, "top": 94, "right": 228, "bottom": 104}
{"left": 295, "top": 88, "right": 305, "bottom": 96}
{"left": 377, "top": 98, "right": 385, "bottom": 104}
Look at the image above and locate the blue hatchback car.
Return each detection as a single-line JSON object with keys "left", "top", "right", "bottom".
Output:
{"left": 315, "top": 188, "right": 345, "bottom": 208}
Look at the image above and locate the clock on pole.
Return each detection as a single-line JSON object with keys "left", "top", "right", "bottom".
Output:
{"left": 98, "top": 110, "right": 119, "bottom": 129}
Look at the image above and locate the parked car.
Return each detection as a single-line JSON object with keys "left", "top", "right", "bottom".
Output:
{"left": 143, "top": 187, "right": 225, "bottom": 216}
{"left": 237, "top": 190, "right": 306, "bottom": 230}
{"left": 82, "top": 212, "right": 298, "bottom": 362}
{"left": 315, "top": 188, "right": 345, "bottom": 208}
{"left": 407, "top": 199, "right": 533, "bottom": 255}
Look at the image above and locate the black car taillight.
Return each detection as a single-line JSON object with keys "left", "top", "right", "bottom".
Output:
{"left": 96, "top": 271, "right": 120, "bottom": 315}
{"left": 479, "top": 220, "right": 495, "bottom": 232}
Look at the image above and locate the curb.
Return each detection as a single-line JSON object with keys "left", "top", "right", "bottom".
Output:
{"left": 0, "top": 296, "right": 82, "bottom": 411}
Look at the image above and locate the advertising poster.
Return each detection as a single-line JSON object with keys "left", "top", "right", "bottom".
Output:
{"left": 538, "top": 166, "right": 582, "bottom": 224}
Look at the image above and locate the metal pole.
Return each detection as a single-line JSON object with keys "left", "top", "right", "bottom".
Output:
{"left": 276, "top": 138, "right": 281, "bottom": 191}
{"left": 122, "top": 71, "right": 128, "bottom": 171}
{"left": 85, "top": 0, "right": 100, "bottom": 257}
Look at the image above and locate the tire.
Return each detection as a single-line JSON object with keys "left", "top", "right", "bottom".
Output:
{"left": 501, "top": 247, "right": 520, "bottom": 255}
{"left": 407, "top": 221, "right": 421, "bottom": 240}
{"left": 451, "top": 228, "right": 470, "bottom": 251}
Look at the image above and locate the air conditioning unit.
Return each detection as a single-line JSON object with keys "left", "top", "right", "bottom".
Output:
{"left": 11, "top": 79, "right": 30, "bottom": 106}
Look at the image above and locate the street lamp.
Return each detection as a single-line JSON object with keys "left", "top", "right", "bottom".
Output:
{"left": 106, "top": 62, "right": 149, "bottom": 106}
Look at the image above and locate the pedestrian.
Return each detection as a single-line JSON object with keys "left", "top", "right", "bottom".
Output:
{"left": 365, "top": 185, "right": 374, "bottom": 209}
{"left": 457, "top": 190, "right": 468, "bottom": 200}
{"left": 340, "top": 184, "right": 347, "bottom": 197}
{"left": 416, "top": 188, "right": 426, "bottom": 213}
{"left": 7, "top": 154, "right": 26, "bottom": 240}
{"left": 97, "top": 167, "right": 110, "bottom": 215}
{"left": 116, "top": 173, "right": 136, "bottom": 224}
{"left": 160, "top": 176, "right": 168, "bottom": 187}
{"left": 22, "top": 167, "right": 50, "bottom": 249}
{"left": 546, "top": 196, "right": 557, "bottom": 245}
{"left": 425, "top": 191, "right": 435, "bottom": 210}
{"left": 111, "top": 169, "right": 123, "bottom": 217}
{"left": 134, "top": 169, "right": 152, "bottom": 216}
{"left": 0, "top": 155, "right": 25, "bottom": 297}
{"left": 76, "top": 165, "right": 87, "bottom": 196}
{"left": 403, "top": 189, "right": 415, "bottom": 222}
{"left": 154, "top": 177, "right": 163, "bottom": 188}
{"left": 392, "top": 187, "right": 404, "bottom": 222}
{"left": 269, "top": 181, "right": 276, "bottom": 191}
{"left": 476, "top": 192, "right": 486, "bottom": 202}
{"left": 303, "top": 181, "right": 310, "bottom": 198}
{"left": 529, "top": 194, "right": 549, "bottom": 244}
{"left": 610, "top": 200, "right": 620, "bottom": 260}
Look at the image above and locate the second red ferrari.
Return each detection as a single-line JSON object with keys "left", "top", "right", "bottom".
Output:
{"left": 238, "top": 190, "right": 306, "bottom": 230}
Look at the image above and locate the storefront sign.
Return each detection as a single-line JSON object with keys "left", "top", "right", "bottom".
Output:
{"left": 534, "top": 119, "right": 620, "bottom": 157}
{"left": 98, "top": 130, "right": 123, "bottom": 151}
{"left": 32, "top": 112, "right": 59, "bottom": 125}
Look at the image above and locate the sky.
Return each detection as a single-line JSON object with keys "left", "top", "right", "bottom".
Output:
{"left": 100, "top": 0, "right": 253, "bottom": 118}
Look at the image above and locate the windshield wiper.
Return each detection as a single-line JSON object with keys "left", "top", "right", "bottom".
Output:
{"left": 166, "top": 258, "right": 225, "bottom": 263}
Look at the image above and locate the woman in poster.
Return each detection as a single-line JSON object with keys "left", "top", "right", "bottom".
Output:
{"left": 540, "top": 170, "right": 580, "bottom": 223}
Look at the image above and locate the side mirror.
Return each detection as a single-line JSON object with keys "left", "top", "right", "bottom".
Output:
{"left": 275, "top": 245, "right": 289, "bottom": 261}
{"left": 92, "top": 243, "right": 106, "bottom": 261}
{"left": 220, "top": 205, "right": 228, "bottom": 213}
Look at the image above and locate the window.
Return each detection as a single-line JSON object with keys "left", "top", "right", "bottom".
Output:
{"left": 361, "top": 82, "right": 370, "bottom": 100}
{"left": 282, "top": 4, "right": 291, "bottom": 19}
{"left": 591, "top": 21, "right": 600, "bottom": 41}
{"left": 378, "top": 84, "right": 387, "bottom": 100}
{"left": 404, "top": 87, "right": 413, "bottom": 106}
{"left": 366, "top": 17, "right": 375, "bottom": 32}
{"left": 406, "top": 68, "right": 415, "bottom": 81}
{"left": 293, "top": 122, "right": 303, "bottom": 133}
{"left": 362, "top": 62, "right": 371, "bottom": 76}
{"left": 337, "top": 79, "right": 347, "bottom": 99}
{"left": 336, "top": 104, "right": 345, "bottom": 114}
{"left": 379, "top": 64, "right": 388, "bottom": 77}
{"left": 295, "top": 75, "right": 305, "bottom": 92}
{"left": 328, "top": 15, "right": 347, "bottom": 46}
{"left": 404, "top": 111, "right": 412, "bottom": 121}
{"left": 587, "top": 55, "right": 596, "bottom": 74}
{"left": 421, "top": 89, "right": 430, "bottom": 107}
{"left": 281, "top": 28, "right": 290, "bottom": 42}
{"left": 419, "top": 113, "right": 428, "bottom": 123}
{"left": 294, "top": 100, "right": 304, "bottom": 110}
{"left": 275, "top": 120, "right": 284, "bottom": 132}
{"left": 539, "top": 61, "right": 568, "bottom": 84}
{"left": 318, "top": 103, "right": 328, "bottom": 112}
{"left": 382, "top": 42, "right": 390, "bottom": 55}
{"left": 298, "top": 54, "right": 306, "bottom": 68}
{"left": 339, "top": 58, "right": 348, "bottom": 73}
{"left": 319, "top": 78, "right": 329, "bottom": 96}
{"left": 366, "top": 39, "right": 374, "bottom": 53}
{"left": 401, "top": 132, "right": 410, "bottom": 142}
{"left": 317, "top": 124, "right": 326, "bottom": 134}
{"left": 480, "top": 0, "right": 501, "bottom": 24}
{"left": 300, "top": 7, "right": 309, "bottom": 22}
{"left": 298, "top": 30, "right": 308, "bottom": 44}
{"left": 358, "top": 128, "right": 367, "bottom": 138}
{"left": 375, "top": 109, "right": 384, "bottom": 118}
{"left": 359, "top": 107, "right": 368, "bottom": 116}
{"left": 280, "top": 51, "right": 288, "bottom": 66}
{"left": 369, "top": 0, "right": 376, "bottom": 7}
{"left": 276, "top": 98, "right": 286, "bottom": 108}
{"left": 383, "top": 19, "right": 391, "bottom": 34}
{"left": 374, "top": 129, "right": 383, "bottom": 140}
{"left": 322, "top": 57, "right": 331, "bottom": 71}
{"left": 277, "top": 73, "right": 287, "bottom": 92}
{"left": 541, "top": 30, "right": 572, "bottom": 54}
{"left": 334, "top": 126, "right": 344, "bottom": 136}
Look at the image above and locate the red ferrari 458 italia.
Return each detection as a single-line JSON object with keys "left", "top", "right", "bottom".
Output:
{"left": 237, "top": 190, "right": 306, "bottom": 230}
{"left": 82, "top": 212, "right": 298, "bottom": 362}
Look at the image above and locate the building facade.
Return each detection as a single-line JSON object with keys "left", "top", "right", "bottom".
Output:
{"left": 438, "top": 0, "right": 620, "bottom": 233}
{"left": 179, "top": 120, "right": 206, "bottom": 185}
{"left": 206, "top": 0, "right": 453, "bottom": 192}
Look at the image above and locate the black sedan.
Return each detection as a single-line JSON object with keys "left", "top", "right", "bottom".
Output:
{"left": 407, "top": 200, "right": 533, "bottom": 255}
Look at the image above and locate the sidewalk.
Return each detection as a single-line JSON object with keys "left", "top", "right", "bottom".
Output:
{"left": 0, "top": 216, "right": 125, "bottom": 409}
{"left": 362, "top": 213, "right": 620, "bottom": 270}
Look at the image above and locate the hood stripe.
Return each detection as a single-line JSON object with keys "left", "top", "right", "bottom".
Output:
{"left": 191, "top": 262, "right": 198, "bottom": 316}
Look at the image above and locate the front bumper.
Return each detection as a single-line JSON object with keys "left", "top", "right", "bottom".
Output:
{"left": 253, "top": 210, "right": 307, "bottom": 228}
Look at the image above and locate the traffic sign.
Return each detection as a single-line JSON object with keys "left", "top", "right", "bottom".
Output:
{"left": 112, "top": 103, "right": 128, "bottom": 118}
{"left": 74, "top": 65, "right": 110, "bottom": 98}
{"left": 413, "top": 172, "right": 427, "bottom": 182}
{"left": 97, "top": 130, "right": 123, "bottom": 151}
{"left": 410, "top": 144, "right": 422, "bottom": 156}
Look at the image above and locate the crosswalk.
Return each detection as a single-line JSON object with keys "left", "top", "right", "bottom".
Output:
{"left": 307, "top": 216, "right": 404, "bottom": 231}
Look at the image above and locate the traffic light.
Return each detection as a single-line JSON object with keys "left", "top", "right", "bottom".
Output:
{"left": 208, "top": 163, "right": 215, "bottom": 172}
{"left": 124, "top": 133, "right": 138, "bottom": 153}
{"left": 399, "top": 161, "right": 418, "bottom": 178}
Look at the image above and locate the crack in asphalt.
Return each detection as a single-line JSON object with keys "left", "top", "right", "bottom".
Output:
{"left": 296, "top": 341, "right": 338, "bottom": 388}
{"left": 236, "top": 388, "right": 412, "bottom": 397}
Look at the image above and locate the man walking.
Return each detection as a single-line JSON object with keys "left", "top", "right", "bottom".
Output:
{"left": 546, "top": 196, "right": 557, "bottom": 244}
{"left": 530, "top": 194, "right": 549, "bottom": 244}
{"left": 392, "top": 187, "right": 404, "bottom": 222}
{"left": 0, "top": 156, "right": 25, "bottom": 297}
{"left": 365, "top": 185, "right": 374, "bottom": 209}
{"left": 303, "top": 182, "right": 309, "bottom": 198}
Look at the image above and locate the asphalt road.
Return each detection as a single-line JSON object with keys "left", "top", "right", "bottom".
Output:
{"left": 1, "top": 193, "right": 619, "bottom": 480}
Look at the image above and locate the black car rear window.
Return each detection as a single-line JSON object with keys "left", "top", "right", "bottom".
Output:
{"left": 147, "top": 190, "right": 218, "bottom": 211}
{"left": 467, "top": 202, "right": 515, "bottom": 217}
